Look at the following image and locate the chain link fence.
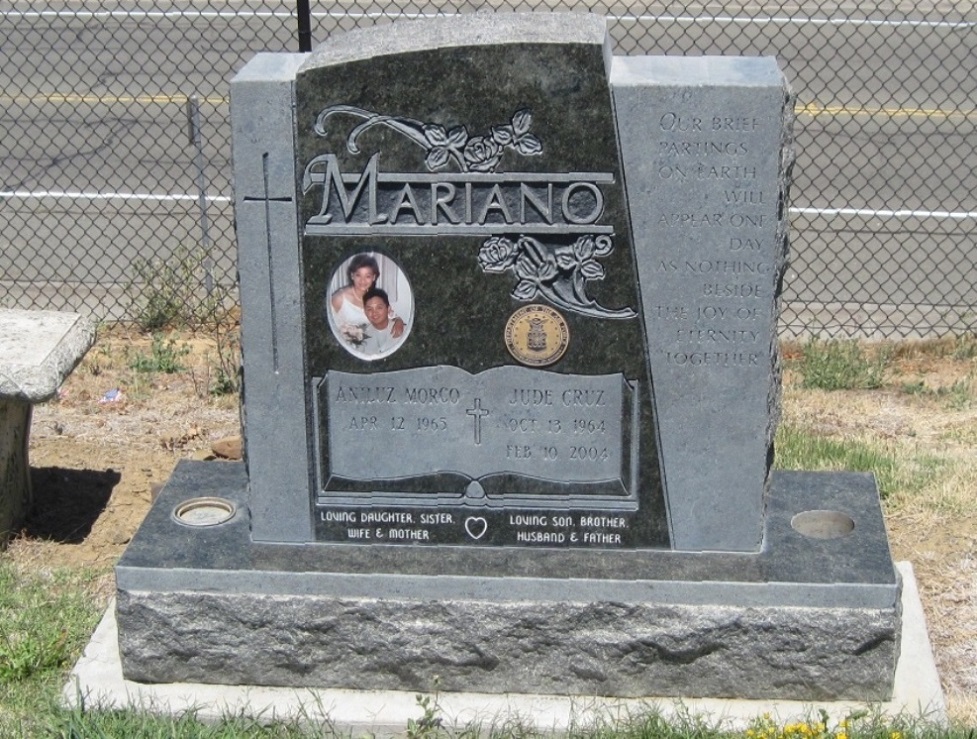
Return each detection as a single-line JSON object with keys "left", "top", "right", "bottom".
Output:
{"left": 2, "top": 2, "right": 975, "bottom": 338}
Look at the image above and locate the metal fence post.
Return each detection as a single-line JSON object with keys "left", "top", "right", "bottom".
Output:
{"left": 297, "top": 0, "right": 312, "bottom": 52}
{"left": 186, "top": 94, "right": 213, "bottom": 297}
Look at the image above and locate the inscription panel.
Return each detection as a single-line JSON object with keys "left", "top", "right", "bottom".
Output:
{"left": 317, "top": 366, "right": 635, "bottom": 495}
{"left": 652, "top": 107, "right": 775, "bottom": 359}
{"left": 313, "top": 366, "right": 643, "bottom": 547}
{"left": 615, "top": 56, "right": 790, "bottom": 551}
{"left": 316, "top": 507, "right": 634, "bottom": 547}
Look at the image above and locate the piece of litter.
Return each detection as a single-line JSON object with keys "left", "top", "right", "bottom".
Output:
{"left": 99, "top": 388, "right": 125, "bottom": 404}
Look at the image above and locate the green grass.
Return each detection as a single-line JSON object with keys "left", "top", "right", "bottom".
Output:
{"left": 949, "top": 335, "right": 977, "bottom": 360}
{"left": 0, "top": 562, "right": 104, "bottom": 735}
{"left": 899, "top": 375, "right": 973, "bottom": 410}
{"left": 44, "top": 701, "right": 961, "bottom": 739}
{"left": 128, "top": 333, "right": 191, "bottom": 374}
{"left": 774, "top": 425, "right": 946, "bottom": 499}
{"left": 44, "top": 702, "right": 329, "bottom": 738}
{"left": 795, "top": 339, "right": 889, "bottom": 391}
{"left": 0, "top": 566, "right": 99, "bottom": 684}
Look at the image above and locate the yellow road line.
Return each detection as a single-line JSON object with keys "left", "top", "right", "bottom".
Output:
{"left": 796, "top": 102, "right": 977, "bottom": 120}
{"left": 0, "top": 93, "right": 228, "bottom": 105}
{"left": 2, "top": 94, "right": 974, "bottom": 121}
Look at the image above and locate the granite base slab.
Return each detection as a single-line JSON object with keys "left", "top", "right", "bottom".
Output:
{"left": 68, "top": 562, "right": 944, "bottom": 731}
{"left": 116, "top": 461, "right": 901, "bottom": 701}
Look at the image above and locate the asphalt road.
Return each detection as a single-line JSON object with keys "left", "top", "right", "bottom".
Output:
{"left": 2, "top": 1, "right": 976, "bottom": 332}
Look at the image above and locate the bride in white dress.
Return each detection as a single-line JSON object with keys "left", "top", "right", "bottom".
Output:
{"left": 329, "top": 253, "right": 405, "bottom": 347}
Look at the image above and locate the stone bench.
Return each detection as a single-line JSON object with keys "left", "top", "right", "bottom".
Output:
{"left": 0, "top": 309, "right": 96, "bottom": 545}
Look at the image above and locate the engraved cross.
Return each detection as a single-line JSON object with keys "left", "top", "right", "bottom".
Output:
{"left": 240, "top": 152, "right": 293, "bottom": 372}
{"left": 465, "top": 398, "right": 490, "bottom": 446}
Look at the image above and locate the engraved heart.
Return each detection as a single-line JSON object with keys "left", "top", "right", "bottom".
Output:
{"left": 464, "top": 516, "right": 488, "bottom": 540}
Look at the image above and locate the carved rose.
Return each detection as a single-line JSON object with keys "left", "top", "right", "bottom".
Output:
{"left": 315, "top": 105, "right": 541, "bottom": 174}
{"left": 423, "top": 123, "right": 467, "bottom": 170}
{"left": 463, "top": 136, "right": 503, "bottom": 173}
{"left": 593, "top": 234, "right": 613, "bottom": 257}
{"left": 514, "top": 237, "right": 558, "bottom": 283}
{"left": 478, "top": 237, "right": 519, "bottom": 273}
{"left": 572, "top": 236, "right": 597, "bottom": 262}
{"left": 491, "top": 109, "right": 543, "bottom": 158}
{"left": 570, "top": 236, "right": 605, "bottom": 280}
{"left": 476, "top": 234, "right": 636, "bottom": 320}
{"left": 554, "top": 244, "right": 578, "bottom": 271}
{"left": 579, "top": 260, "right": 605, "bottom": 280}
{"left": 512, "top": 279, "right": 539, "bottom": 301}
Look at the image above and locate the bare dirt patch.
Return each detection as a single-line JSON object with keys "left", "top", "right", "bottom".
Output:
{"left": 5, "top": 332, "right": 977, "bottom": 722}
{"left": 9, "top": 329, "right": 239, "bottom": 570}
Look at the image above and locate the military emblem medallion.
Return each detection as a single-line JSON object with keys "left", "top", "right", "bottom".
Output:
{"left": 504, "top": 304, "right": 570, "bottom": 366}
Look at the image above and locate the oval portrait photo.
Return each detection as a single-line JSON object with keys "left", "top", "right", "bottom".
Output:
{"left": 325, "top": 251, "right": 414, "bottom": 361}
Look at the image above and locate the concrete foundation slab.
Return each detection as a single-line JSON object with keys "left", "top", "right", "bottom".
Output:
{"left": 64, "top": 561, "right": 944, "bottom": 732}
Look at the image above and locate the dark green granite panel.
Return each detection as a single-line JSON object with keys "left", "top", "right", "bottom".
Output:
{"left": 294, "top": 36, "right": 666, "bottom": 547}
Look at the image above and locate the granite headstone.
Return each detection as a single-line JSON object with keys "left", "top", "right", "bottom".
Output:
{"left": 234, "top": 14, "right": 789, "bottom": 554}
{"left": 114, "top": 14, "right": 901, "bottom": 701}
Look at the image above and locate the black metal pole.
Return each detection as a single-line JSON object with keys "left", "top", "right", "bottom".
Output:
{"left": 297, "top": 0, "right": 312, "bottom": 52}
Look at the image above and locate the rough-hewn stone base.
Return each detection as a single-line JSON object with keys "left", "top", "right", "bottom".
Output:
{"left": 118, "top": 590, "right": 897, "bottom": 700}
{"left": 116, "top": 462, "right": 901, "bottom": 701}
